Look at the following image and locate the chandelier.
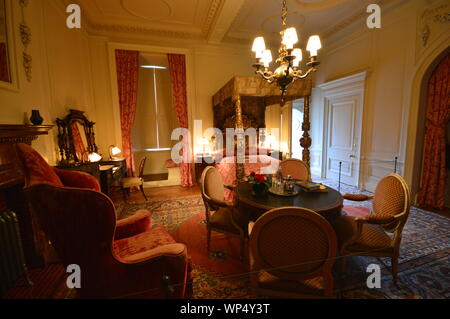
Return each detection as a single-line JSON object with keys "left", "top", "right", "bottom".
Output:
{"left": 251, "top": 0, "right": 322, "bottom": 103}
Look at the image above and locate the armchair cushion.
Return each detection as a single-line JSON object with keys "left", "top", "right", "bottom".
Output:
{"left": 113, "top": 225, "right": 177, "bottom": 260}
{"left": 17, "top": 143, "right": 63, "bottom": 187}
{"left": 335, "top": 215, "right": 392, "bottom": 251}
{"left": 53, "top": 168, "right": 101, "bottom": 191}
{"left": 115, "top": 210, "right": 152, "bottom": 240}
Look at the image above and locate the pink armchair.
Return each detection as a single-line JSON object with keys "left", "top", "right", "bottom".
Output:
{"left": 17, "top": 143, "right": 192, "bottom": 299}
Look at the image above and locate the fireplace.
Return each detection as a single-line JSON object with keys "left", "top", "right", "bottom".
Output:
{"left": 0, "top": 124, "right": 54, "bottom": 268}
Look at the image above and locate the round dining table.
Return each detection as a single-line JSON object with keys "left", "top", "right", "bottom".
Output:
{"left": 235, "top": 182, "right": 344, "bottom": 224}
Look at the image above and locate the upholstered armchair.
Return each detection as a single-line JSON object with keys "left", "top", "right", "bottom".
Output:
{"left": 200, "top": 166, "right": 247, "bottom": 261}
{"left": 17, "top": 143, "right": 192, "bottom": 299}
{"left": 280, "top": 159, "right": 311, "bottom": 181}
{"left": 335, "top": 174, "right": 411, "bottom": 283}
{"left": 248, "top": 207, "right": 337, "bottom": 298}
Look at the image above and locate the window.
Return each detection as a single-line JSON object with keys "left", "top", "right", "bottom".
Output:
{"left": 132, "top": 61, "right": 178, "bottom": 152}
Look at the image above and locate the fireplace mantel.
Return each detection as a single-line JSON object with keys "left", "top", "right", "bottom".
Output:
{"left": 0, "top": 124, "right": 54, "bottom": 144}
{"left": 0, "top": 124, "right": 54, "bottom": 268}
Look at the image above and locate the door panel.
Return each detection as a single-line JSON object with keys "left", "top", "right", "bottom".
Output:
{"left": 325, "top": 95, "right": 362, "bottom": 186}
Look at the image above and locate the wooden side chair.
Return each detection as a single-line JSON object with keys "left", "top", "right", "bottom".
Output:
{"left": 200, "top": 166, "right": 247, "bottom": 261}
{"left": 280, "top": 159, "right": 311, "bottom": 181}
{"left": 248, "top": 207, "right": 338, "bottom": 298}
{"left": 121, "top": 157, "right": 148, "bottom": 202}
{"left": 335, "top": 174, "right": 411, "bottom": 283}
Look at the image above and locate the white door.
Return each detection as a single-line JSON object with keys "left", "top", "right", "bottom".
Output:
{"left": 319, "top": 72, "right": 367, "bottom": 187}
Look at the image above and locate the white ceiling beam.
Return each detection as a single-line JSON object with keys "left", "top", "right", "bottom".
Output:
{"left": 206, "top": 0, "right": 246, "bottom": 44}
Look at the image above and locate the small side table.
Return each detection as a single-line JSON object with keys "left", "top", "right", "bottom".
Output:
{"left": 194, "top": 155, "right": 214, "bottom": 182}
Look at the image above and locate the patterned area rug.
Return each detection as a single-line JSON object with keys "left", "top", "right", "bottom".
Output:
{"left": 118, "top": 187, "right": 450, "bottom": 299}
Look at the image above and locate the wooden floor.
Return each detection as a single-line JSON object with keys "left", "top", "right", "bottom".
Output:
{"left": 110, "top": 184, "right": 201, "bottom": 204}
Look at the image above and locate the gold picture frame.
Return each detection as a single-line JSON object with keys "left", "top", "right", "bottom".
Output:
{"left": 0, "top": 0, "right": 18, "bottom": 91}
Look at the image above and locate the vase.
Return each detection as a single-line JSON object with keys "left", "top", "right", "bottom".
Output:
{"left": 252, "top": 183, "right": 269, "bottom": 198}
{"left": 30, "top": 110, "right": 43, "bottom": 125}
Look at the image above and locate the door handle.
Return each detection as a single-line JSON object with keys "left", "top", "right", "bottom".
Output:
{"left": 349, "top": 154, "right": 356, "bottom": 158}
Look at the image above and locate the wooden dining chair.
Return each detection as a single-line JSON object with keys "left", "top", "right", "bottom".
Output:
{"left": 200, "top": 166, "right": 247, "bottom": 261}
{"left": 121, "top": 157, "right": 148, "bottom": 202}
{"left": 280, "top": 159, "right": 311, "bottom": 181}
{"left": 248, "top": 207, "right": 338, "bottom": 298}
{"left": 335, "top": 174, "right": 411, "bottom": 283}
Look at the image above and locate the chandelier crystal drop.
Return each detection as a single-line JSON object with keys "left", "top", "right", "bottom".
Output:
{"left": 251, "top": 0, "right": 321, "bottom": 104}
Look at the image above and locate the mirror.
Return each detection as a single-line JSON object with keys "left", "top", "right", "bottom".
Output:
{"left": 70, "top": 121, "right": 88, "bottom": 162}
{"left": 56, "top": 110, "right": 99, "bottom": 165}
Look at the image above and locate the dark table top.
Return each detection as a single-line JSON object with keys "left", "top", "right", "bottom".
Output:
{"left": 236, "top": 182, "right": 343, "bottom": 215}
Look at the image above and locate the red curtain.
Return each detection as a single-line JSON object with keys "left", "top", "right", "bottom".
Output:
{"left": 418, "top": 54, "right": 450, "bottom": 210}
{"left": 115, "top": 50, "right": 139, "bottom": 177}
{"left": 167, "top": 54, "right": 194, "bottom": 187}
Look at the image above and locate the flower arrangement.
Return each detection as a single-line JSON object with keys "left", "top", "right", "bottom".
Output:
{"left": 247, "top": 172, "right": 271, "bottom": 197}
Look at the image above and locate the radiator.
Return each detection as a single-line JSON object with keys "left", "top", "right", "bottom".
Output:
{"left": 0, "top": 210, "right": 33, "bottom": 296}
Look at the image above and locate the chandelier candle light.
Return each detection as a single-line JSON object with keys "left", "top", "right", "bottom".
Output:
{"left": 252, "top": 0, "right": 322, "bottom": 104}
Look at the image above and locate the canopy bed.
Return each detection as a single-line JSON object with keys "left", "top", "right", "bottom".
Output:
{"left": 212, "top": 76, "right": 313, "bottom": 186}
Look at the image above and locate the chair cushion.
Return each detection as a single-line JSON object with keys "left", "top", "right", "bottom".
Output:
{"left": 17, "top": 143, "right": 63, "bottom": 188}
{"left": 335, "top": 215, "right": 392, "bottom": 252}
{"left": 209, "top": 207, "right": 241, "bottom": 235}
{"left": 122, "top": 177, "right": 143, "bottom": 188}
{"left": 113, "top": 225, "right": 176, "bottom": 259}
{"left": 343, "top": 206, "right": 371, "bottom": 218}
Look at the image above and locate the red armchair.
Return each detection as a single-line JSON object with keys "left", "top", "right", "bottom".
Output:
{"left": 16, "top": 143, "right": 192, "bottom": 299}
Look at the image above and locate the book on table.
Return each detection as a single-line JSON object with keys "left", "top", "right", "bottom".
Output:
{"left": 295, "top": 181, "right": 327, "bottom": 192}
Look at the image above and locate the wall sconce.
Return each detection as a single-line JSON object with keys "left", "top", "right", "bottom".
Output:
{"left": 109, "top": 145, "right": 123, "bottom": 160}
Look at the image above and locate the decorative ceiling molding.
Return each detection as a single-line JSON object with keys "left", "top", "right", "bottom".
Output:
{"left": 207, "top": 0, "right": 246, "bottom": 44}
{"left": 321, "top": 0, "right": 402, "bottom": 40}
{"left": 202, "top": 0, "right": 223, "bottom": 36}
{"left": 87, "top": 23, "right": 203, "bottom": 40}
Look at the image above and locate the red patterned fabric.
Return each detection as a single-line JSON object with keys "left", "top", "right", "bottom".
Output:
{"left": 16, "top": 143, "right": 63, "bottom": 188}
{"left": 0, "top": 42, "right": 10, "bottom": 82}
{"left": 114, "top": 225, "right": 176, "bottom": 259}
{"left": 418, "top": 54, "right": 450, "bottom": 210}
{"left": 167, "top": 54, "right": 194, "bottom": 187}
{"left": 53, "top": 168, "right": 100, "bottom": 191}
{"left": 17, "top": 144, "right": 191, "bottom": 298}
{"left": 70, "top": 123, "right": 86, "bottom": 159}
{"left": 115, "top": 49, "right": 139, "bottom": 177}
{"left": 115, "top": 210, "right": 151, "bottom": 240}
{"left": 216, "top": 155, "right": 280, "bottom": 201}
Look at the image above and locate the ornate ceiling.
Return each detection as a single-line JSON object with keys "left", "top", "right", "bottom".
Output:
{"left": 74, "top": 0, "right": 390, "bottom": 44}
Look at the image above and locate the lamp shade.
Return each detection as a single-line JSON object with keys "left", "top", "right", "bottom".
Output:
{"left": 252, "top": 37, "right": 266, "bottom": 58}
{"left": 88, "top": 152, "right": 102, "bottom": 163}
{"left": 282, "top": 27, "right": 298, "bottom": 49}
{"left": 261, "top": 49, "right": 273, "bottom": 67}
{"left": 109, "top": 145, "right": 123, "bottom": 160}
{"left": 292, "top": 48, "right": 302, "bottom": 67}
{"left": 306, "top": 35, "right": 322, "bottom": 57}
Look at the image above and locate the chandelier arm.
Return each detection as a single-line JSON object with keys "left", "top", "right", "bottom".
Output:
{"left": 295, "top": 67, "right": 317, "bottom": 79}
{"left": 255, "top": 70, "right": 276, "bottom": 83}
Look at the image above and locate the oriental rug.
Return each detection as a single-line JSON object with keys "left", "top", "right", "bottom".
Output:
{"left": 118, "top": 189, "right": 450, "bottom": 299}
